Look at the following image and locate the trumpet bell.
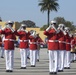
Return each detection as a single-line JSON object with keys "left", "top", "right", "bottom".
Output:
{"left": 71, "top": 47, "right": 76, "bottom": 53}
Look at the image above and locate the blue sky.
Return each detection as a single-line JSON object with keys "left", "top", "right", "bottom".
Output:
{"left": 0, "top": 0, "right": 76, "bottom": 27}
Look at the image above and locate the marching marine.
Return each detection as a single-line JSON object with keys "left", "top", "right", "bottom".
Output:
{"left": 64, "top": 27, "right": 71, "bottom": 69}
{"left": 36, "top": 33, "right": 44, "bottom": 62}
{"left": 29, "top": 31, "right": 38, "bottom": 67}
{"left": 15, "top": 24, "right": 30, "bottom": 69}
{"left": 44, "top": 20, "right": 60, "bottom": 74}
{"left": 57, "top": 24, "right": 66, "bottom": 72}
{"left": 0, "top": 21, "right": 16, "bottom": 72}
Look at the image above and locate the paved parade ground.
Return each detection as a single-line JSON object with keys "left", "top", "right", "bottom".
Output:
{"left": 0, "top": 48, "right": 76, "bottom": 75}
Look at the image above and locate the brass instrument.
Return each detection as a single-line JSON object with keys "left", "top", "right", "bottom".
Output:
{"left": 6, "top": 25, "right": 15, "bottom": 32}
{"left": 71, "top": 46, "right": 76, "bottom": 53}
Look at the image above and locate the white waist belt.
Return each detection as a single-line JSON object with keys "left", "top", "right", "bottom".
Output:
{"left": 20, "top": 40, "right": 28, "bottom": 42}
{"left": 66, "top": 43, "right": 71, "bottom": 44}
{"left": 30, "top": 42, "right": 37, "bottom": 44}
{"left": 59, "top": 41, "right": 66, "bottom": 43}
{"left": 48, "top": 40, "right": 58, "bottom": 42}
{"left": 4, "top": 39, "right": 14, "bottom": 41}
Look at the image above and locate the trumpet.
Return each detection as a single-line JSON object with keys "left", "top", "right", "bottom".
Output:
{"left": 46, "top": 25, "right": 52, "bottom": 31}
{"left": 6, "top": 25, "right": 15, "bottom": 32}
{"left": 17, "top": 26, "right": 22, "bottom": 32}
{"left": 52, "top": 25, "right": 60, "bottom": 34}
{"left": 31, "top": 31, "right": 37, "bottom": 38}
{"left": 2, "top": 25, "right": 7, "bottom": 30}
{"left": 52, "top": 25, "right": 57, "bottom": 32}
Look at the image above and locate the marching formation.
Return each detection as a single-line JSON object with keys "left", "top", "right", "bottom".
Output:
{"left": 0, "top": 20, "right": 76, "bottom": 75}
{"left": 44, "top": 20, "right": 76, "bottom": 74}
{"left": 0, "top": 21, "right": 44, "bottom": 72}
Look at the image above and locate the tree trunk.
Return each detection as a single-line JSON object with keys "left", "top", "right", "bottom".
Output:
{"left": 47, "top": 9, "right": 50, "bottom": 27}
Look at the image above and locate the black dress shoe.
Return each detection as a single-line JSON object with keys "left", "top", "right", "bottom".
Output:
{"left": 49, "top": 72, "right": 53, "bottom": 74}
{"left": 58, "top": 70, "right": 61, "bottom": 72}
{"left": 31, "top": 65, "right": 33, "bottom": 67}
{"left": 67, "top": 67, "right": 70, "bottom": 69}
{"left": 58, "top": 70, "right": 63, "bottom": 72}
{"left": 31, "top": 65, "right": 35, "bottom": 67}
{"left": 6, "top": 70, "right": 9, "bottom": 72}
{"left": 9, "top": 70, "right": 13, "bottom": 72}
{"left": 64, "top": 67, "right": 67, "bottom": 69}
{"left": 1, "top": 56, "right": 4, "bottom": 58}
{"left": 53, "top": 72, "right": 57, "bottom": 74}
{"left": 72, "top": 60, "right": 74, "bottom": 62}
{"left": 64, "top": 67, "right": 70, "bottom": 69}
{"left": 27, "top": 57, "right": 30, "bottom": 59}
{"left": 23, "top": 67, "right": 26, "bottom": 69}
{"left": 20, "top": 67, "right": 23, "bottom": 69}
{"left": 37, "top": 59, "right": 39, "bottom": 62}
{"left": 20, "top": 67, "right": 26, "bottom": 69}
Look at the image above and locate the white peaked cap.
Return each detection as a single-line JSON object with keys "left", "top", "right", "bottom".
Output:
{"left": 65, "top": 27, "right": 70, "bottom": 30}
{"left": 51, "top": 20, "right": 56, "bottom": 24}
{"left": 21, "top": 24, "right": 27, "bottom": 27}
{"left": 59, "top": 24, "right": 65, "bottom": 27}
{"left": 7, "top": 20, "right": 14, "bottom": 24}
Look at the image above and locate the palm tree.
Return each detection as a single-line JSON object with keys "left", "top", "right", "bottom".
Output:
{"left": 38, "top": 0, "right": 59, "bottom": 27}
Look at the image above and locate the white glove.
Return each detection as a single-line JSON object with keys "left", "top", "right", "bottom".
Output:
{"left": 31, "top": 31, "right": 36, "bottom": 37}
{"left": 46, "top": 25, "right": 51, "bottom": 31}
{"left": 11, "top": 28, "right": 15, "bottom": 32}
{"left": 63, "top": 31, "right": 67, "bottom": 35}
{"left": 69, "top": 34, "right": 72, "bottom": 37}
{"left": 6, "top": 24, "right": 10, "bottom": 28}
{"left": 20, "top": 28, "right": 24, "bottom": 31}
{"left": 57, "top": 27, "right": 60, "bottom": 30}
{"left": 52, "top": 25, "right": 57, "bottom": 32}
{"left": 25, "top": 30, "right": 28, "bottom": 33}
{"left": 56, "top": 29, "right": 60, "bottom": 34}
{"left": 34, "top": 34, "right": 37, "bottom": 38}
{"left": 33, "top": 31, "right": 36, "bottom": 36}
{"left": 2, "top": 26, "right": 7, "bottom": 30}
